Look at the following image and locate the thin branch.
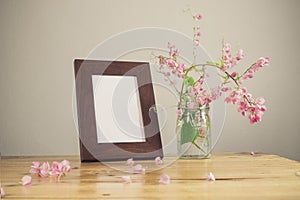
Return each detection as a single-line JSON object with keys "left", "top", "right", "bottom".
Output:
{"left": 224, "top": 71, "right": 239, "bottom": 88}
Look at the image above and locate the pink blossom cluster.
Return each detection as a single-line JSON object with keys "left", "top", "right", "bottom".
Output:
{"left": 156, "top": 12, "right": 270, "bottom": 124}
{"left": 186, "top": 79, "right": 222, "bottom": 108}
{"left": 220, "top": 43, "right": 244, "bottom": 72}
{"left": 193, "top": 13, "right": 202, "bottom": 46}
{"left": 162, "top": 40, "right": 269, "bottom": 124}
{"left": 187, "top": 79, "right": 212, "bottom": 107}
{"left": 30, "top": 160, "right": 71, "bottom": 179}
{"left": 225, "top": 87, "right": 267, "bottom": 124}
{"left": 159, "top": 43, "right": 187, "bottom": 79}
{"left": 240, "top": 56, "right": 270, "bottom": 83}
{"left": 168, "top": 42, "right": 179, "bottom": 58}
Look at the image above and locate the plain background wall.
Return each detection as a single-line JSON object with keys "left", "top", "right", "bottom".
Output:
{"left": 1, "top": 0, "right": 300, "bottom": 161}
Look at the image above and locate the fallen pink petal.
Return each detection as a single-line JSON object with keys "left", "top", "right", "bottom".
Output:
{"left": 0, "top": 187, "right": 6, "bottom": 198}
{"left": 29, "top": 161, "right": 41, "bottom": 175}
{"left": 51, "top": 160, "right": 71, "bottom": 179}
{"left": 159, "top": 174, "right": 170, "bottom": 185}
{"left": 133, "top": 164, "right": 145, "bottom": 174}
{"left": 126, "top": 158, "right": 134, "bottom": 167}
{"left": 207, "top": 172, "right": 215, "bottom": 181}
{"left": 61, "top": 160, "right": 72, "bottom": 173}
{"left": 155, "top": 157, "right": 163, "bottom": 165}
{"left": 39, "top": 162, "right": 51, "bottom": 178}
{"left": 29, "top": 160, "right": 72, "bottom": 180}
{"left": 121, "top": 176, "right": 132, "bottom": 184}
{"left": 21, "top": 175, "right": 32, "bottom": 186}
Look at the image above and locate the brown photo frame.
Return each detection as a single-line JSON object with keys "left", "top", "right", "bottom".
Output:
{"left": 74, "top": 59, "right": 163, "bottom": 162}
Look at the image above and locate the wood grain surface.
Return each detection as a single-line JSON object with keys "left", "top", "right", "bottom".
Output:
{"left": 1, "top": 152, "right": 300, "bottom": 199}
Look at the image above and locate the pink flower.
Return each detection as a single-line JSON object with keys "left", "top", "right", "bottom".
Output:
{"left": 0, "top": 187, "right": 5, "bottom": 198}
{"left": 243, "top": 56, "right": 270, "bottom": 79}
{"left": 177, "top": 108, "right": 183, "bottom": 117}
{"left": 221, "top": 86, "right": 231, "bottom": 92}
{"left": 225, "top": 89, "right": 244, "bottom": 104}
{"left": 210, "top": 86, "right": 222, "bottom": 101}
{"left": 237, "top": 101, "right": 248, "bottom": 116}
{"left": 21, "top": 175, "right": 32, "bottom": 186}
{"left": 244, "top": 98, "right": 266, "bottom": 124}
{"left": 250, "top": 151, "right": 255, "bottom": 156}
{"left": 224, "top": 87, "right": 267, "bottom": 124}
{"left": 256, "top": 97, "right": 265, "bottom": 105}
{"left": 121, "top": 176, "right": 132, "bottom": 184}
{"left": 236, "top": 49, "right": 244, "bottom": 61}
{"left": 178, "top": 63, "right": 187, "bottom": 72}
{"left": 223, "top": 43, "right": 231, "bottom": 53}
{"left": 159, "top": 43, "right": 187, "bottom": 80}
{"left": 158, "top": 56, "right": 166, "bottom": 66}
{"left": 220, "top": 43, "right": 245, "bottom": 71}
{"left": 29, "top": 161, "right": 41, "bottom": 175}
{"left": 167, "top": 42, "right": 174, "bottom": 49}
{"left": 194, "top": 13, "right": 202, "bottom": 20}
{"left": 159, "top": 174, "right": 170, "bottom": 185}
{"left": 194, "top": 39, "right": 200, "bottom": 46}
{"left": 207, "top": 172, "right": 215, "bottom": 181}
{"left": 51, "top": 160, "right": 72, "bottom": 179}
{"left": 250, "top": 106, "right": 266, "bottom": 124}
{"left": 126, "top": 158, "right": 134, "bottom": 167}
{"left": 61, "top": 160, "right": 72, "bottom": 173}
{"left": 257, "top": 56, "right": 270, "bottom": 67}
{"left": 168, "top": 42, "right": 179, "bottom": 58}
{"left": 39, "top": 162, "right": 51, "bottom": 178}
{"left": 29, "top": 160, "right": 71, "bottom": 180}
{"left": 51, "top": 161, "right": 63, "bottom": 178}
{"left": 188, "top": 86, "right": 195, "bottom": 97}
{"left": 133, "top": 164, "right": 145, "bottom": 174}
{"left": 166, "top": 59, "right": 178, "bottom": 68}
{"left": 155, "top": 157, "right": 163, "bottom": 165}
{"left": 231, "top": 72, "right": 237, "bottom": 78}
{"left": 171, "top": 48, "right": 180, "bottom": 58}
{"left": 196, "top": 32, "right": 201, "bottom": 37}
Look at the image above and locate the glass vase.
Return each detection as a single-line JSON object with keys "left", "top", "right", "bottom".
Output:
{"left": 177, "top": 105, "right": 211, "bottom": 159}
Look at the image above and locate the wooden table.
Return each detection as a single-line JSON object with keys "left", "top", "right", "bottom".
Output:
{"left": 1, "top": 153, "right": 300, "bottom": 199}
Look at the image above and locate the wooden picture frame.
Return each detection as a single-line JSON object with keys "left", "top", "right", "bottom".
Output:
{"left": 74, "top": 59, "right": 163, "bottom": 162}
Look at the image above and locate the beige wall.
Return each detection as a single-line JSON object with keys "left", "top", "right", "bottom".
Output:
{"left": 1, "top": 0, "right": 300, "bottom": 161}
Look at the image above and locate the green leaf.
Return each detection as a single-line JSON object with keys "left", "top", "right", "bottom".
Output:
{"left": 180, "top": 120, "right": 198, "bottom": 145}
{"left": 184, "top": 76, "right": 194, "bottom": 88}
{"left": 207, "top": 61, "right": 219, "bottom": 66}
{"left": 220, "top": 59, "right": 224, "bottom": 66}
{"left": 218, "top": 73, "right": 227, "bottom": 79}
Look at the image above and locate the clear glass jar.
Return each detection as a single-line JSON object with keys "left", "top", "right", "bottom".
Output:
{"left": 177, "top": 105, "right": 211, "bottom": 158}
